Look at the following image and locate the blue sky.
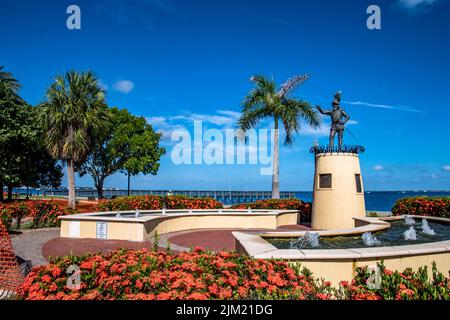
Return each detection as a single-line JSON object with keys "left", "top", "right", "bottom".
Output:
{"left": 1, "top": 0, "right": 449, "bottom": 191}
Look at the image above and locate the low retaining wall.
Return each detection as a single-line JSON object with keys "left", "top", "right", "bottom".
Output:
{"left": 59, "top": 210, "right": 299, "bottom": 242}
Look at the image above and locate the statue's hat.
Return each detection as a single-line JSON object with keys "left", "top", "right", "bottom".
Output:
{"left": 332, "top": 91, "right": 341, "bottom": 106}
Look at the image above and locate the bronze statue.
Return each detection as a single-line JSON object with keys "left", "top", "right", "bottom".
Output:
{"left": 316, "top": 92, "right": 349, "bottom": 151}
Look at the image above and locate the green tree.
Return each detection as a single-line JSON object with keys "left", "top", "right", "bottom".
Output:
{"left": 0, "top": 70, "right": 33, "bottom": 201}
{"left": 0, "top": 70, "right": 62, "bottom": 201}
{"left": 77, "top": 107, "right": 165, "bottom": 198}
{"left": 39, "top": 71, "right": 108, "bottom": 209}
{"left": 238, "top": 74, "right": 320, "bottom": 199}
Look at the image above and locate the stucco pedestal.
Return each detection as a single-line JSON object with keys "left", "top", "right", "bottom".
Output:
{"left": 311, "top": 152, "right": 366, "bottom": 230}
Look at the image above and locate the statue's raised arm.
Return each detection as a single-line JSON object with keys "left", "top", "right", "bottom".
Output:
{"left": 316, "top": 105, "right": 331, "bottom": 115}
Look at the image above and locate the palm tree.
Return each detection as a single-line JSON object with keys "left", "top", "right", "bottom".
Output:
{"left": 0, "top": 66, "right": 20, "bottom": 91}
{"left": 40, "top": 71, "right": 108, "bottom": 209}
{"left": 238, "top": 74, "right": 320, "bottom": 199}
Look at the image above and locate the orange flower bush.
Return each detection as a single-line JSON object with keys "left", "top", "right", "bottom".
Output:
{"left": 96, "top": 195, "right": 223, "bottom": 211}
{"left": 17, "top": 248, "right": 333, "bottom": 300}
{"left": 0, "top": 200, "right": 75, "bottom": 229}
{"left": 231, "top": 199, "right": 312, "bottom": 222}
{"left": 29, "top": 201, "right": 76, "bottom": 228}
{"left": 16, "top": 249, "right": 449, "bottom": 300}
{"left": 336, "top": 262, "right": 450, "bottom": 300}
{"left": 391, "top": 197, "right": 450, "bottom": 218}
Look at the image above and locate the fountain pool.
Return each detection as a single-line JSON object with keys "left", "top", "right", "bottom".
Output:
{"left": 265, "top": 219, "right": 450, "bottom": 249}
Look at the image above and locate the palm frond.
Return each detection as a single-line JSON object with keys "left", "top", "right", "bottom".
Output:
{"left": 236, "top": 106, "right": 272, "bottom": 142}
{"left": 276, "top": 74, "right": 310, "bottom": 98}
{"left": 0, "top": 66, "right": 20, "bottom": 91}
{"left": 40, "top": 71, "right": 108, "bottom": 162}
{"left": 278, "top": 99, "right": 321, "bottom": 146}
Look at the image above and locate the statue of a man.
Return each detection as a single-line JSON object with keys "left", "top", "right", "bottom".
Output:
{"left": 316, "top": 91, "right": 350, "bottom": 151}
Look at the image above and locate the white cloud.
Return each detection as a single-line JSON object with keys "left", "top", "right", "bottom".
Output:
{"left": 431, "top": 173, "right": 438, "bottom": 179}
{"left": 343, "top": 100, "right": 424, "bottom": 113}
{"left": 443, "top": 165, "right": 450, "bottom": 171}
{"left": 112, "top": 80, "right": 135, "bottom": 94}
{"left": 172, "top": 111, "right": 239, "bottom": 127}
{"left": 373, "top": 165, "right": 384, "bottom": 171}
{"left": 397, "top": 0, "right": 440, "bottom": 9}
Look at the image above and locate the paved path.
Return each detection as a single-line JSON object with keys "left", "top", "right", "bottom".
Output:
{"left": 10, "top": 228, "right": 60, "bottom": 266}
{"left": 11, "top": 224, "right": 312, "bottom": 265}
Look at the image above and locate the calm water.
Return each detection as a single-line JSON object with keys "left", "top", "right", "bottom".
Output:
{"left": 295, "top": 191, "right": 450, "bottom": 212}
{"left": 266, "top": 219, "right": 450, "bottom": 250}
{"left": 8, "top": 188, "right": 450, "bottom": 212}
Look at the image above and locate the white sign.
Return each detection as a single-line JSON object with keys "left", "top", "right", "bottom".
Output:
{"left": 96, "top": 221, "right": 108, "bottom": 239}
{"left": 68, "top": 221, "right": 80, "bottom": 238}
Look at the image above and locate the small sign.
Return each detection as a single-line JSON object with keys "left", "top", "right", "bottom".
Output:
{"left": 319, "top": 174, "right": 332, "bottom": 189}
{"left": 96, "top": 221, "right": 108, "bottom": 239}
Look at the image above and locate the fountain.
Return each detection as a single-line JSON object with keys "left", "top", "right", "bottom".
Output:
{"left": 291, "top": 232, "right": 320, "bottom": 249}
{"left": 404, "top": 216, "right": 416, "bottom": 226}
{"left": 115, "top": 212, "right": 122, "bottom": 218}
{"left": 421, "top": 218, "right": 436, "bottom": 235}
{"left": 135, "top": 209, "right": 142, "bottom": 218}
{"left": 404, "top": 226, "right": 417, "bottom": 240}
{"left": 361, "top": 232, "right": 381, "bottom": 246}
{"left": 188, "top": 209, "right": 193, "bottom": 214}
{"left": 247, "top": 207, "right": 252, "bottom": 213}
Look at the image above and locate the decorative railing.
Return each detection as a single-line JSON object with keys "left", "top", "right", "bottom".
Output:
{"left": 309, "top": 145, "right": 365, "bottom": 155}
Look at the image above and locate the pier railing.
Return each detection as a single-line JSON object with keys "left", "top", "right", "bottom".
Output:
{"left": 41, "top": 189, "right": 297, "bottom": 204}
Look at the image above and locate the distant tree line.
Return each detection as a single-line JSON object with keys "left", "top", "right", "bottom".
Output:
{"left": 0, "top": 67, "right": 165, "bottom": 208}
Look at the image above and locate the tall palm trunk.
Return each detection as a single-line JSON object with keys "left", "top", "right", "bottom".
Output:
{"left": 67, "top": 159, "right": 76, "bottom": 209}
{"left": 272, "top": 116, "right": 280, "bottom": 199}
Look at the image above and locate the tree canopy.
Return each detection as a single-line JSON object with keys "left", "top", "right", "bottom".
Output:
{"left": 0, "top": 70, "right": 62, "bottom": 200}
{"left": 77, "top": 106, "right": 166, "bottom": 198}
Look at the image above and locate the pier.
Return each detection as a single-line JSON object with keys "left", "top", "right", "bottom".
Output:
{"left": 41, "top": 189, "right": 297, "bottom": 205}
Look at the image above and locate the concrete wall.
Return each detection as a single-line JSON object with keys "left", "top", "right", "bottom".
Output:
{"left": 60, "top": 211, "right": 299, "bottom": 242}
{"left": 312, "top": 153, "right": 366, "bottom": 230}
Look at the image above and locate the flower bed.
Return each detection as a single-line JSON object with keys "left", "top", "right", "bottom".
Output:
{"left": 16, "top": 248, "right": 449, "bottom": 300}
{"left": 0, "top": 200, "right": 76, "bottom": 229}
{"left": 17, "top": 248, "right": 332, "bottom": 300}
{"left": 96, "top": 195, "right": 223, "bottom": 212}
{"left": 337, "top": 262, "right": 449, "bottom": 300}
{"left": 391, "top": 196, "right": 450, "bottom": 218}
{"left": 231, "top": 199, "right": 311, "bottom": 222}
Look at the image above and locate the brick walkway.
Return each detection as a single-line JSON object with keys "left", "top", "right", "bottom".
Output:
{"left": 165, "top": 224, "right": 311, "bottom": 252}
